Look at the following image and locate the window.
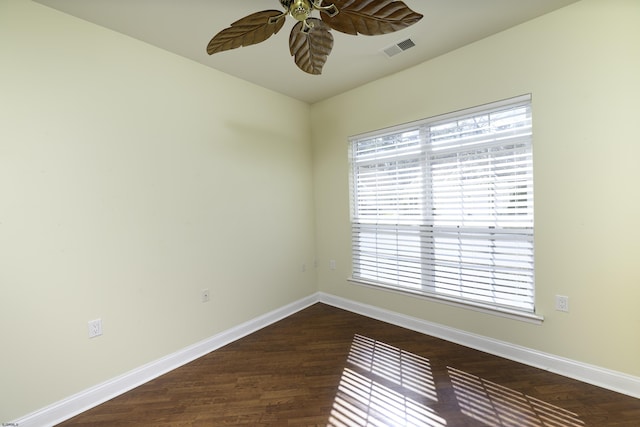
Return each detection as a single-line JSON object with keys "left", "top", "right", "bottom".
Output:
{"left": 348, "top": 95, "right": 534, "bottom": 315}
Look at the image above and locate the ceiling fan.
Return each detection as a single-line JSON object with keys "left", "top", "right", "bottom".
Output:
{"left": 207, "top": 0, "right": 423, "bottom": 75}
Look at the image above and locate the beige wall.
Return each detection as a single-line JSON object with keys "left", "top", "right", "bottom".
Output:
{"left": 311, "top": 0, "right": 640, "bottom": 377}
{"left": 0, "top": 0, "right": 315, "bottom": 420}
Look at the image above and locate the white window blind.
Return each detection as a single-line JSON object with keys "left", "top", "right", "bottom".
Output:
{"left": 349, "top": 95, "right": 534, "bottom": 313}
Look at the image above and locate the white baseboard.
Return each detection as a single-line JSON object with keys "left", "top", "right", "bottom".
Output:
{"left": 11, "top": 291, "right": 639, "bottom": 426}
{"left": 318, "top": 292, "right": 640, "bottom": 400}
{"left": 12, "top": 293, "right": 319, "bottom": 427}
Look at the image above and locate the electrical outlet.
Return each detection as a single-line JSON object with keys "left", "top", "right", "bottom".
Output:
{"left": 329, "top": 260, "right": 336, "bottom": 270}
{"left": 201, "top": 289, "right": 210, "bottom": 303}
{"left": 555, "top": 295, "right": 569, "bottom": 312}
{"left": 88, "top": 318, "right": 103, "bottom": 338}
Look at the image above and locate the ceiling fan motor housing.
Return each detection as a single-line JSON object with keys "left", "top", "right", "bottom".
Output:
{"left": 288, "top": 0, "right": 313, "bottom": 21}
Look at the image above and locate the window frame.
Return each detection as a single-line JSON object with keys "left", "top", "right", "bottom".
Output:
{"left": 348, "top": 95, "right": 542, "bottom": 323}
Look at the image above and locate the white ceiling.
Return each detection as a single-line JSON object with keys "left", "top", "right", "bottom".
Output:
{"left": 33, "top": 0, "right": 579, "bottom": 104}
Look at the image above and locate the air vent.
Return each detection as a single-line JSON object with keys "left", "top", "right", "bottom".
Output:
{"left": 383, "top": 38, "right": 416, "bottom": 58}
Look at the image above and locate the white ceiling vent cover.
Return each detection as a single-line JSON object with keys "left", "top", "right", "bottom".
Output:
{"left": 383, "top": 38, "right": 416, "bottom": 57}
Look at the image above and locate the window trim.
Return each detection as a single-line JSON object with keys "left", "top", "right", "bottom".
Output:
{"left": 348, "top": 94, "right": 541, "bottom": 322}
{"left": 347, "top": 277, "right": 544, "bottom": 324}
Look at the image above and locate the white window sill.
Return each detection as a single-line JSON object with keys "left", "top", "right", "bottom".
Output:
{"left": 348, "top": 278, "right": 544, "bottom": 325}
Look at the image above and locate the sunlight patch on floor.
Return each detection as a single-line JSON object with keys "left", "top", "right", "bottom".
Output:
{"left": 328, "top": 334, "right": 444, "bottom": 427}
{"left": 448, "top": 366, "right": 585, "bottom": 427}
{"left": 328, "top": 334, "right": 587, "bottom": 427}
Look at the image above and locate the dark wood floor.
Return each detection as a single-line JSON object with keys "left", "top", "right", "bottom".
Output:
{"left": 58, "top": 303, "right": 640, "bottom": 426}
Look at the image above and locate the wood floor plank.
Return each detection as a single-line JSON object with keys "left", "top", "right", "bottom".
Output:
{"left": 58, "top": 303, "right": 640, "bottom": 426}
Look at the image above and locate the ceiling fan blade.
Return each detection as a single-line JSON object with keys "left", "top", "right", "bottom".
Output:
{"left": 207, "top": 10, "right": 286, "bottom": 55}
{"left": 289, "top": 18, "right": 334, "bottom": 75}
{"left": 320, "top": 0, "right": 423, "bottom": 36}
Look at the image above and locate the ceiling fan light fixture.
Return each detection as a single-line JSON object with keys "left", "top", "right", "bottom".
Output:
{"left": 289, "top": 0, "right": 313, "bottom": 21}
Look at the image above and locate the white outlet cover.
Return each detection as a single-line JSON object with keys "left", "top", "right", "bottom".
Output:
{"left": 88, "top": 318, "right": 103, "bottom": 338}
{"left": 555, "top": 295, "right": 569, "bottom": 312}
